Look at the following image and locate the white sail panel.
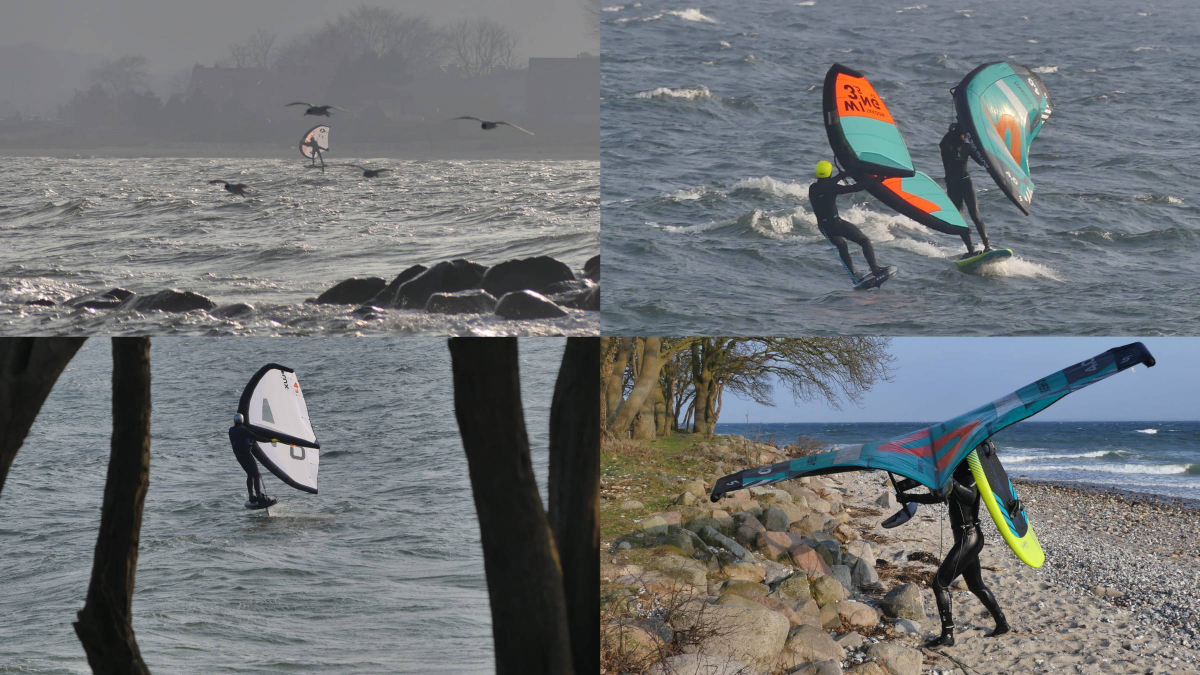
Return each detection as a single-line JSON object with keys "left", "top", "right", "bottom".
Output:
{"left": 239, "top": 364, "right": 320, "bottom": 494}
{"left": 299, "top": 125, "right": 330, "bottom": 159}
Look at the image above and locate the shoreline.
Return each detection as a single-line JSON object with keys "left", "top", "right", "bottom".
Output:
{"left": 0, "top": 144, "right": 599, "bottom": 161}
{"left": 601, "top": 434, "right": 1200, "bottom": 674}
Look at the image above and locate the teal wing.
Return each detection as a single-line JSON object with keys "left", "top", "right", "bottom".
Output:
{"left": 954, "top": 62, "right": 1053, "bottom": 214}
{"left": 863, "top": 171, "right": 969, "bottom": 235}
{"left": 710, "top": 343, "right": 1154, "bottom": 501}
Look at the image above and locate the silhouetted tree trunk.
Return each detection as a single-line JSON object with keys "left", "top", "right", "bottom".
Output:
{"left": 0, "top": 337, "right": 87, "bottom": 497}
{"left": 447, "top": 338, "right": 574, "bottom": 675}
{"left": 548, "top": 338, "right": 599, "bottom": 675}
{"left": 604, "top": 338, "right": 630, "bottom": 427}
{"left": 74, "top": 337, "right": 152, "bottom": 675}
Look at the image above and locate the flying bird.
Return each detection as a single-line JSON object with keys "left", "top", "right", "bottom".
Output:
{"left": 286, "top": 102, "right": 349, "bottom": 117}
{"left": 208, "top": 180, "right": 252, "bottom": 197}
{"left": 451, "top": 116, "right": 535, "bottom": 136}
{"left": 335, "top": 164, "right": 394, "bottom": 178}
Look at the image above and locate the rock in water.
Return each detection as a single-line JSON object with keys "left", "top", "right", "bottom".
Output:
{"left": 550, "top": 285, "right": 600, "bottom": 311}
{"left": 424, "top": 290, "right": 498, "bottom": 314}
{"left": 394, "top": 260, "right": 487, "bottom": 309}
{"left": 66, "top": 287, "right": 135, "bottom": 309}
{"left": 583, "top": 254, "right": 600, "bottom": 281}
{"left": 24, "top": 298, "right": 56, "bottom": 307}
{"left": 315, "top": 277, "right": 386, "bottom": 305}
{"left": 881, "top": 583, "right": 926, "bottom": 621}
{"left": 215, "top": 303, "right": 254, "bottom": 318}
{"left": 369, "top": 264, "right": 428, "bottom": 307}
{"left": 541, "top": 279, "right": 595, "bottom": 295}
{"left": 480, "top": 255, "right": 576, "bottom": 298}
{"left": 494, "top": 291, "right": 568, "bottom": 319}
{"left": 124, "top": 290, "right": 216, "bottom": 312}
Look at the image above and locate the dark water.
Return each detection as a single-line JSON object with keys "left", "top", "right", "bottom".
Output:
{"left": 602, "top": 0, "right": 1200, "bottom": 335}
{"left": 715, "top": 421, "right": 1200, "bottom": 500}
{"left": 0, "top": 157, "right": 598, "bottom": 335}
{"left": 0, "top": 337, "right": 565, "bottom": 673}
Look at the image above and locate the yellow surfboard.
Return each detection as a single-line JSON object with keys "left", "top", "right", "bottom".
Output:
{"left": 966, "top": 448, "right": 1044, "bottom": 568}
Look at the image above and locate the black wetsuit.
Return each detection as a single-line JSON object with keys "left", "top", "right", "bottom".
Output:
{"left": 902, "top": 447, "right": 1010, "bottom": 647}
{"left": 229, "top": 424, "right": 268, "bottom": 502}
{"left": 941, "top": 131, "right": 990, "bottom": 252}
{"left": 809, "top": 172, "right": 880, "bottom": 278}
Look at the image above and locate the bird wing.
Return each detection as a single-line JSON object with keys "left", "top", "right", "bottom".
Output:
{"left": 452, "top": 116, "right": 483, "bottom": 122}
{"left": 285, "top": 102, "right": 313, "bottom": 107}
{"left": 376, "top": 168, "right": 395, "bottom": 173}
{"left": 207, "top": 179, "right": 228, "bottom": 185}
{"left": 329, "top": 106, "right": 352, "bottom": 112}
{"left": 498, "top": 121, "right": 535, "bottom": 136}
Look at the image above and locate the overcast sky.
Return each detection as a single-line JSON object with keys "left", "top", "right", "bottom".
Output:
{"left": 718, "top": 337, "right": 1197, "bottom": 423}
{"left": 0, "top": 0, "right": 597, "bottom": 71}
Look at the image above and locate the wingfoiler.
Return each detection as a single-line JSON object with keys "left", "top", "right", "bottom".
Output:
{"left": 238, "top": 364, "right": 321, "bottom": 494}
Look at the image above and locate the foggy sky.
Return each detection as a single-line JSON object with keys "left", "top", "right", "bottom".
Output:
{"left": 0, "top": 0, "right": 597, "bottom": 71}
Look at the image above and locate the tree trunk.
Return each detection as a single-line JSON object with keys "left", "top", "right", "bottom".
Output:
{"left": 610, "top": 337, "right": 661, "bottom": 437}
{"left": 447, "top": 338, "right": 574, "bottom": 675}
{"left": 632, "top": 394, "right": 656, "bottom": 439}
{"left": 691, "top": 341, "right": 711, "bottom": 435}
{"left": 74, "top": 337, "right": 152, "bottom": 675}
{"left": 0, "top": 337, "right": 87, "bottom": 497}
{"left": 604, "top": 338, "right": 630, "bottom": 428}
{"left": 547, "top": 338, "right": 600, "bottom": 675}
{"left": 653, "top": 382, "right": 670, "bottom": 437}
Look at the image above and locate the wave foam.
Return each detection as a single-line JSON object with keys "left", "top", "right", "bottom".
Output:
{"left": 976, "top": 256, "right": 1063, "bottom": 282}
{"left": 1031, "top": 65, "right": 1058, "bottom": 74}
{"left": 633, "top": 86, "right": 712, "bottom": 100}
{"left": 733, "top": 176, "right": 808, "bottom": 200}
{"left": 1135, "top": 428, "right": 1158, "bottom": 434}
{"left": 1034, "top": 463, "right": 1199, "bottom": 476}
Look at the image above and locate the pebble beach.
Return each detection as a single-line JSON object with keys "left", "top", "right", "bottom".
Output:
{"left": 600, "top": 436, "right": 1200, "bottom": 675}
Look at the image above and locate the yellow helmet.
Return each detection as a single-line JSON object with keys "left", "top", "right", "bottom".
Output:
{"left": 815, "top": 161, "right": 833, "bottom": 179}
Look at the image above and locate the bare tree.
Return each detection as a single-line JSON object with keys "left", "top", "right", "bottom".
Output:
{"left": 0, "top": 338, "right": 87, "bottom": 497}
{"left": 83, "top": 56, "right": 150, "bottom": 97}
{"left": 582, "top": 0, "right": 602, "bottom": 37}
{"left": 447, "top": 18, "right": 519, "bottom": 77}
{"left": 74, "top": 337, "right": 152, "bottom": 674}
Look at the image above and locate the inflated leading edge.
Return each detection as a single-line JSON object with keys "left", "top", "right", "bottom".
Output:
{"left": 710, "top": 342, "right": 1155, "bottom": 501}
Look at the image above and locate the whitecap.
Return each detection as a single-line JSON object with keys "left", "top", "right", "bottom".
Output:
{"left": 664, "top": 8, "right": 719, "bottom": 23}
{"left": 1031, "top": 65, "right": 1058, "bottom": 74}
{"left": 733, "top": 176, "right": 809, "bottom": 200}
{"left": 632, "top": 86, "right": 712, "bottom": 100}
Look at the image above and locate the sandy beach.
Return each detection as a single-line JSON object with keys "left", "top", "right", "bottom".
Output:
{"left": 600, "top": 436, "right": 1200, "bottom": 675}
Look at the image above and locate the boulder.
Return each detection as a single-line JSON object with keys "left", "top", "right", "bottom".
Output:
{"left": 774, "top": 574, "right": 813, "bottom": 601}
{"left": 864, "top": 643, "right": 922, "bottom": 675}
{"left": 836, "top": 631, "right": 863, "bottom": 650}
{"left": 783, "top": 624, "right": 845, "bottom": 664}
{"left": 810, "top": 499, "right": 832, "bottom": 514}
{"left": 425, "top": 289, "right": 498, "bottom": 314}
{"left": 618, "top": 500, "right": 643, "bottom": 510}
{"left": 721, "top": 579, "right": 769, "bottom": 599}
{"left": 314, "top": 277, "right": 386, "bottom": 305}
{"left": 701, "top": 605, "right": 790, "bottom": 665}
{"left": 583, "top": 254, "right": 600, "bottom": 281}
{"left": 553, "top": 284, "right": 599, "bottom": 311}
{"left": 649, "top": 554, "right": 708, "bottom": 586}
{"left": 830, "top": 523, "right": 859, "bottom": 543}
{"left": 541, "top": 278, "right": 595, "bottom": 295}
{"left": 722, "top": 561, "right": 765, "bottom": 582}
{"left": 881, "top": 583, "right": 927, "bottom": 621}
{"left": 686, "top": 517, "right": 735, "bottom": 538}
{"left": 757, "top": 531, "right": 793, "bottom": 560}
{"left": 875, "top": 492, "right": 898, "bottom": 509}
{"left": 24, "top": 298, "right": 56, "bottom": 307}
{"left": 793, "top": 599, "right": 823, "bottom": 628}
{"left": 368, "top": 264, "right": 428, "bottom": 306}
{"left": 697, "top": 526, "right": 750, "bottom": 560}
{"left": 650, "top": 533, "right": 694, "bottom": 556}
{"left": 214, "top": 302, "right": 254, "bottom": 318}
{"left": 845, "top": 540, "right": 875, "bottom": 564}
{"left": 809, "top": 575, "right": 845, "bottom": 607}
{"left": 124, "top": 289, "right": 215, "bottom": 312}
{"left": 66, "top": 287, "right": 135, "bottom": 309}
{"left": 394, "top": 260, "right": 486, "bottom": 309}
{"left": 495, "top": 290, "right": 568, "bottom": 319}
{"left": 761, "top": 506, "right": 790, "bottom": 532}
{"left": 636, "top": 515, "right": 670, "bottom": 536}
{"left": 893, "top": 618, "right": 921, "bottom": 634}
{"left": 837, "top": 600, "right": 879, "bottom": 628}
{"left": 831, "top": 565, "right": 853, "bottom": 592}
{"left": 790, "top": 544, "right": 833, "bottom": 577}
{"left": 851, "top": 558, "right": 880, "bottom": 588}
{"left": 775, "top": 501, "right": 810, "bottom": 525}
{"left": 790, "top": 513, "right": 826, "bottom": 537}
{"left": 480, "top": 256, "right": 575, "bottom": 297}
{"left": 820, "top": 602, "right": 841, "bottom": 629}
{"left": 649, "top": 653, "right": 747, "bottom": 675}
{"left": 813, "top": 540, "right": 841, "bottom": 567}
{"left": 683, "top": 479, "right": 708, "bottom": 498}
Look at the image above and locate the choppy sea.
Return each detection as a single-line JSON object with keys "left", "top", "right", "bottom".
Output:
{"left": 0, "top": 157, "right": 598, "bottom": 335}
{"left": 0, "top": 337, "right": 565, "bottom": 673}
{"left": 602, "top": 0, "right": 1200, "bottom": 334}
